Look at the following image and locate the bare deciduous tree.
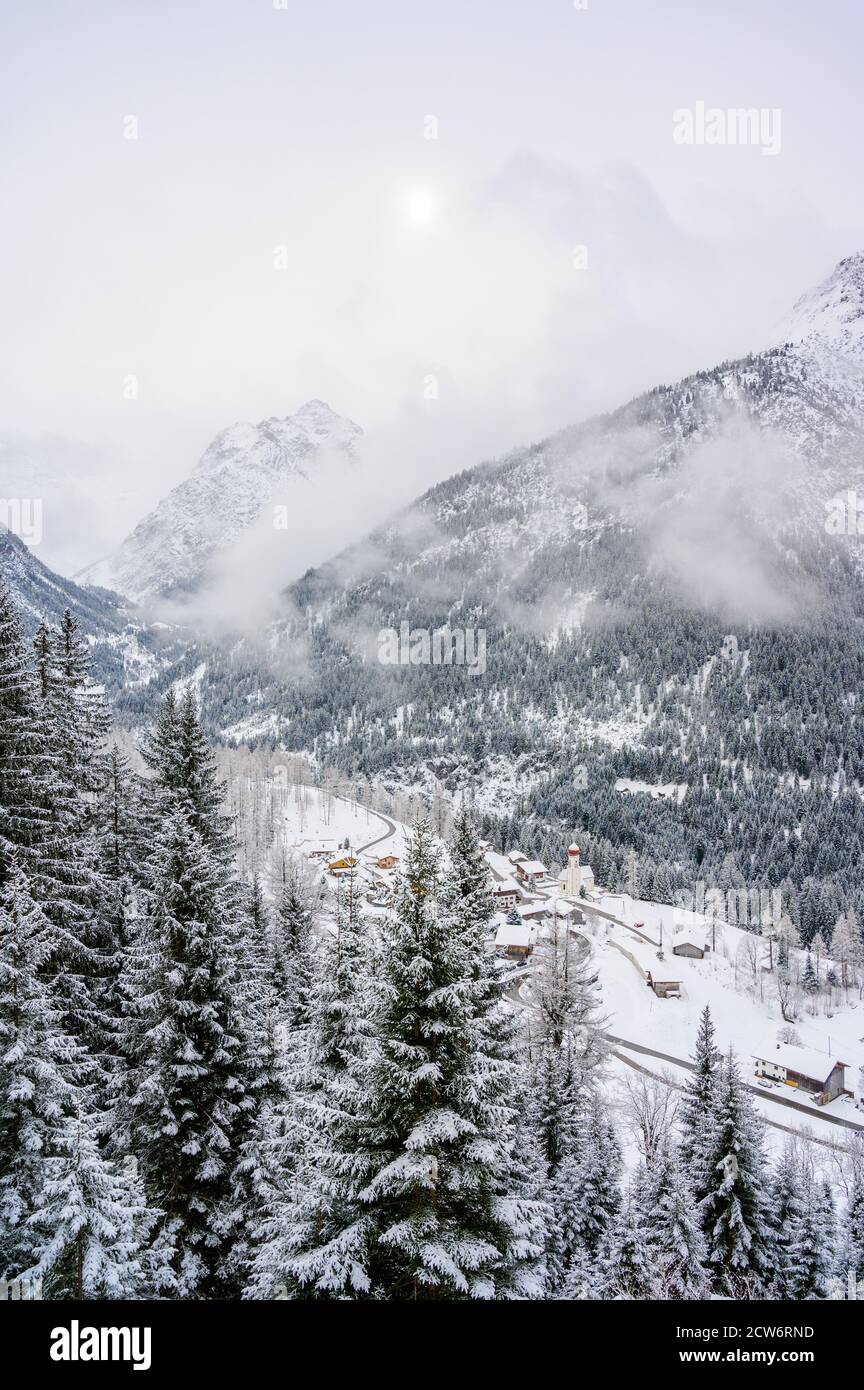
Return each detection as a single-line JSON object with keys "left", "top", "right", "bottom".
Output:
{"left": 618, "top": 1069, "right": 680, "bottom": 1168}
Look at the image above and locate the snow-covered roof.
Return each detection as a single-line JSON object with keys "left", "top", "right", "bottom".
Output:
{"left": 518, "top": 860, "right": 547, "bottom": 876}
{"left": 485, "top": 851, "right": 515, "bottom": 880}
{"left": 495, "top": 922, "right": 536, "bottom": 949}
{"left": 755, "top": 1044, "right": 847, "bottom": 1082}
{"left": 491, "top": 876, "right": 521, "bottom": 895}
{"left": 673, "top": 925, "right": 707, "bottom": 951}
{"left": 616, "top": 935, "right": 680, "bottom": 980}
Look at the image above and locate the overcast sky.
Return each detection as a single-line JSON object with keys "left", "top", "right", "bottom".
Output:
{"left": 2, "top": 0, "right": 863, "bottom": 572}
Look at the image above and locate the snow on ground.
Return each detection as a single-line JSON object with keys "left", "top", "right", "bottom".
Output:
{"left": 586, "top": 892, "right": 864, "bottom": 1132}
{"left": 271, "top": 783, "right": 409, "bottom": 859}
{"left": 614, "top": 778, "right": 688, "bottom": 804}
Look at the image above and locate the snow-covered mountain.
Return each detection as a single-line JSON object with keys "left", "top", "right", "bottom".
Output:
{"left": 7, "top": 253, "right": 864, "bottom": 929}
{"left": 0, "top": 526, "right": 186, "bottom": 694}
{"left": 0, "top": 525, "right": 125, "bottom": 634}
{"left": 780, "top": 251, "right": 864, "bottom": 364}
{"left": 79, "top": 400, "right": 362, "bottom": 603}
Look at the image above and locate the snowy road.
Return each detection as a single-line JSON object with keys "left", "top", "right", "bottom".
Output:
{"left": 606, "top": 1032, "right": 864, "bottom": 1135}
{"left": 355, "top": 809, "right": 399, "bottom": 857}
{"left": 504, "top": 957, "right": 864, "bottom": 1138}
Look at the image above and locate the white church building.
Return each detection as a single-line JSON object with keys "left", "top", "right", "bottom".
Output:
{"left": 557, "top": 844, "right": 595, "bottom": 898}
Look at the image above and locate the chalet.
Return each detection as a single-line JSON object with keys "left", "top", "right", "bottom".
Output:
{"left": 672, "top": 927, "right": 709, "bottom": 959}
{"left": 515, "top": 859, "right": 547, "bottom": 884}
{"left": 754, "top": 1045, "right": 848, "bottom": 1102}
{"left": 519, "top": 900, "right": 583, "bottom": 925}
{"left": 491, "top": 877, "right": 522, "bottom": 908}
{"left": 328, "top": 855, "right": 358, "bottom": 874}
{"left": 507, "top": 850, "right": 528, "bottom": 866}
{"left": 494, "top": 921, "right": 537, "bottom": 960}
{"left": 375, "top": 854, "right": 399, "bottom": 870}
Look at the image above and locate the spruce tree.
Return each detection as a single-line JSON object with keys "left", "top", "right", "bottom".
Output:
{"left": 0, "top": 584, "right": 52, "bottom": 875}
{"left": 28, "top": 614, "right": 113, "bottom": 1070}
{"left": 0, "top": 861, "right": 79, "bottom": 1279}
{"left": 1, "top": 860, "right": 147, "bottom": 1296}
{"left": 598, "top": 1182, "right": 657, "bottom": 1300}
{"left": 785, "top": 1169, "right": 834, "bottom": 1300}
{"left": 767, "top": 1142, "right": 804, "bottom": 1298}
{"left": 24, "top": 1111, "right": 156, "bottom": 1300}
{"left": 836, "top": 1148, "right": 864, "bottom": 1291}
{"left": 680, "top": 1005, "right": 721, "bottom": 1154}
{"left": 121, "top": 804, "right": 249, "bottom": 1298}
{"left": 275, "top": 817, "right": 544, "bottom": 1299}
{"left": 699, "top": 1051, "right": 772, "bottom": 1296}
{"left": 643, "top": 1138, "right": 708, "bottom": 1298}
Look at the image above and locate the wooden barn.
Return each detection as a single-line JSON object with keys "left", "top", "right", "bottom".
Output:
{"left": 672, "top": 927, "right": 709, "bottom": 959}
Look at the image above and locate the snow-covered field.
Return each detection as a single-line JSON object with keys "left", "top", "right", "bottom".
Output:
{"left": 614, "top": 778, "right": 688, "bottom": 804}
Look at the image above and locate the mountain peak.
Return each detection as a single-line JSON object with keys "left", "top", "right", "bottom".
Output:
{"left": 79, "top": 401, "right": 363, "bottom": 602}
{"left": 781, "top": 251, "right": 864, "bottom": 361}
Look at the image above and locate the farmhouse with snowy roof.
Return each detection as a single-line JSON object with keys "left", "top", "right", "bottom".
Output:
{"left": 494, "top": 920, "right": 536, "bottom": 959}
{"left": 514, "top": 858, "right": 548, "bottom": 884}
{"left": 490, "top": 876, "right": 522, "bottom": 908}
{"left": 753, "top": 1045, "right": 848, "bottom": 1102}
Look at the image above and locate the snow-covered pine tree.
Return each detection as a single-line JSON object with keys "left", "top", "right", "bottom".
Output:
{"left": 598, "top": 1179, "right": 657, "bottom": 1300}
{"left": 28, "top": 613, "right": 114, "bottom": 1072}
{"left": 442, "top": 808, "right": 546, "bottom": 1294}
{"left": 642, "top": 1138, "right": 708, "bottom": 1299}
{"left": 94, "top": 743, "right": 149, "bottom": 1081}
{"left": 273, "top": 817, "right": 544, "bottom": 1299}
{"left": 272, "top": 861, "right": 316, "bottom": 1007}
{"left": 801, "top": 951, "right": 819, "bottom": 995}
{"left": 766, "top": 1141, "right": 804, "bottom": 1298}
{"left": 245, "top": 898, "right": 362, "bottom": 1300}
{"left": 680, "top": 1005, "right": 722, "bottom": 1214}
{"left": 0, "top": 859, "right": 79, "bottom": 1279}
{"left": 0, "top": 859, "right": 149, "bottom": 1296}
{"left": 566, "top": 1082, "right": 622, "bottom": 1262}
{"left": 227, "top": 874, "right": 302, "bottom": 1290}
{"left": 23, "top": 1109, "right": 159, "bottom": 1300}
{"left": 0, "top": 583, "right": 53, "bottom": 874}
{"left": 698, "top": 1050, "right": 772, "bottom": 1296}
{"left": 783, "top": 1161, "right": 835, "bottom": 1300}
{"left": 121, "top": 804, "right": 250, "bottom": 1298}
{"left": 836, "top": 1142, "right": 864, "bottom": 1291}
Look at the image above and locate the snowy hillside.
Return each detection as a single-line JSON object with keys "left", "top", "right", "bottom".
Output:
{"left": 780, "top": 251, "right": 864, "bottom": 365}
